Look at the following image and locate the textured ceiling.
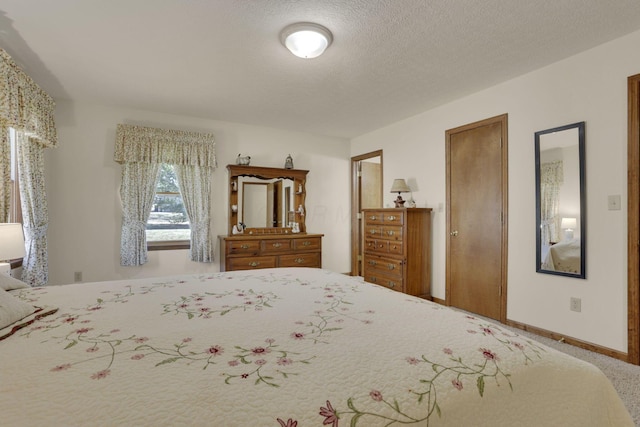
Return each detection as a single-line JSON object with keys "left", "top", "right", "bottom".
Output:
{"left": 1, "top": 0, "right": 640, "bottom": 138}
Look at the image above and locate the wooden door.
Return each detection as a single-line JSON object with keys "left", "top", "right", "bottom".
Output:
{"left": 446, "top": 115, "right": 508, "bottom": 321}
{"left": 351, "top": 150, "right": 383, "bottom": 276}
{"left": 628, "top": 73, "right": 640, "bottom": 365}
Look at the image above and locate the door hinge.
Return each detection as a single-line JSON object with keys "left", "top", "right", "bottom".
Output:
{"left": 357, "top": 170, "right": 362, "bottom": 177}
{"left": 357, "top": 254, "right": 362, "bottom": 261}
{"left": 357, "top": 212, "right": 362, "bottom": 220}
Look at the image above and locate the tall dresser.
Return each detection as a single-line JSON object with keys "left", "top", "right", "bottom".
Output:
{"left": 362, "top": 208, "right": 432, "bottom": 299}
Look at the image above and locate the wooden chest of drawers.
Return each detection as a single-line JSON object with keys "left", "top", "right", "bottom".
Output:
{"left": 219, "top": 234, "right": 323, "bottom": 272}
{"left": 362, "top": 208, "right": 431, "bottom": 298}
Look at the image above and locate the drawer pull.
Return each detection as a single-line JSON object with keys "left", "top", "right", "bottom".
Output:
{"left": 369, "top": 229, "right": 378, "bottom": 235}
{"left": 388, "top": 215, "right": 396, "bottom": 221}
{"left": 387, "top": 230, "right": 395, "bottom": 236}
{"left": 387, "top": 264, "right": 395, "bottom": 270}
{"left": 368, "top": 260, "right": 377, "bottom": 266}
{"left": 240, "top": 244, "right": 250, "bottom": 249}
{"left": 248, "top": 261, "right": 261, "bottom": 267}
{"left": 368, "top": 215, "right": 377, "bottom": 221}
{"left": 388, "top": 281, "right": 396, "bottom": 288}
{"left": 370, "top": 277, "right": 377, "bottom": 283}
{"left": 302, "top": 241, "right": 311, "bottom": 246}
{"left": 294, "top": 257, "right": 305, "bottom": 264}
{"left": 272, "top": 243, "right": 282, "bottom": 248}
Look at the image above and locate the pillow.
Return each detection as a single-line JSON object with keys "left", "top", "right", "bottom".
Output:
{"left": 0, "top": 272, "right": 29, "bottom": 290}
{"left": 0, "top": 287, "right": 36, "bottom": 331}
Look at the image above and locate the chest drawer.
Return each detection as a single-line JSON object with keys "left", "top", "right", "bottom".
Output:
{"left": 293, "top": 237, "right": 321, "bottom": 251}
{"left": 280, "top": 252, "right": 321, "bottom": 268}
{"left": 364, "top": 256, "right": 403, "bottom": 279}
{"left": 261, "top": 239, "right": 293, "bottom": 254}
{"left": 365, "top": 238, "right": 387, "bottom": 253}
{"left": 380, "top": 226, "right": 402, "bottom": 241}
{"left": 227, "top": 256, "right": 277, "bottom": 271}
{"left": 227, "top": 240, "right": 261, "bottom": 255}
{"left": 363, "top": 272, "right": 403, "bottom": 292}
{"left": 381, "top": 212, "right": 404, "bottom": 226}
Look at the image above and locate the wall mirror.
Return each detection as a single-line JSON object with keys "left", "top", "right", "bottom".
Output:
{"left": 535, "top": 122, "right": 586, "bottom": 278}
{"left": 227, "top": 164, "right": 308, "bottom": 235}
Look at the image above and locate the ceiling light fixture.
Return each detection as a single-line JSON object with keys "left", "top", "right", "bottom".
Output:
{"left": 280, "top": 22, "right": 333, "bottom": 59}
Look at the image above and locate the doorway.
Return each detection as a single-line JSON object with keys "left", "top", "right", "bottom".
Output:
{"left": 446, "top": 114, "right": 508, "bottom": 322}
{"left": 627, "top": 73, "right": 640, "bottom": 365}
{"left": 350, "top": 150, "right": 383, "bottom": 276}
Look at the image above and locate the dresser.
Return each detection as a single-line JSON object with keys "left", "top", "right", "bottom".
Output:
{"left": 362, "top": 208, "right": 431, "bottom": 298}
{"left": 219, "top": 234, "right": 323, "bottom": 272}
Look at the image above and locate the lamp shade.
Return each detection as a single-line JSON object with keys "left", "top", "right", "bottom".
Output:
{"left": 0, "top": 223, "right": 26, "bottom": 261}
{"left": 561, "top": 217, "right": 577, "bottom": 229}
{"left": 390, "top": 179, "right": 411, "bottom": 193}
{"left": 280, "top": 22, "right": 333, "bottom": 58}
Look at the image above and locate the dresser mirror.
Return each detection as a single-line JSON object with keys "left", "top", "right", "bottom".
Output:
{"left": 227, "top": 165, "right": 308, "bottom": 234}
{"left": 534, "top": 122, "right": 586, "bottom": 278}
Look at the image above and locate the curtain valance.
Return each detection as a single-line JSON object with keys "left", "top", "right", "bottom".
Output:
{"left": 0, "top": 49, "right": 57, "bottom": 148}
{"left": 114, "top": 124, "right": 217, "bottom": 168}
{"left": 540, "top": 161, "right": 563, "bottom": 186}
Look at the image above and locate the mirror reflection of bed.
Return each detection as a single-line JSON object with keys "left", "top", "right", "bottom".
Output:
{"left": 542, "top": 238, "right": 581, "bottom": 274}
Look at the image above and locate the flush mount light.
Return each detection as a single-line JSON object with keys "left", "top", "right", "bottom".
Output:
{"left": 280, "top": 22, "right": 333, "bottom": 59}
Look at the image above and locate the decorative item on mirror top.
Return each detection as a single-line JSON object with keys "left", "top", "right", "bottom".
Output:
{"left": 390, "top": 178, "right": 411, "bottom": 208}
{"left": 284, "top": 154, "right": 294, "bottom": 169}
{"left": 534, "top": 121, "right": 586, "bottom": 279}
{"left": 236, "top": 154, "right": 251, "bottom": 165}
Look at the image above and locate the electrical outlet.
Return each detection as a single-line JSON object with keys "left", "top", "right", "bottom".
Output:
{"left": 74, "top": 271, "right": 83, "bottom": 283}
{"left": 570, "top": 297, "right": 581, "bottom": 312}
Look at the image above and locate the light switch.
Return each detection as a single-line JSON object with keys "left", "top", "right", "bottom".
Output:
{"left": 608, "top": 195, "right": 621, "bottom": 210}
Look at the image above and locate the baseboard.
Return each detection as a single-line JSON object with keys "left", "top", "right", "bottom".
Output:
{"left": 505, "top": 319, "right": 629, "bottom": 363}
{"left": 428, "top": 297, "right": 629, "bottom": 363}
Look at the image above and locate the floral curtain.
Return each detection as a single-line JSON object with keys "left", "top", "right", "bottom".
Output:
{"left": 0, "top": 127, "right": 9, "bottom": 222}
{"left": 540, "top": 160, "right": 563, "bottom": 245}
{"left": 119, "top": 162, "right": 160, "bottom": 266}
{"left": 0, "top": 48, "right": 57, "bottom": 286}
{"left": 115, "top": 124, "right": 216, "bottom": 266}
{"left": 175, "top": 164, "right": 213, "bottom": 262}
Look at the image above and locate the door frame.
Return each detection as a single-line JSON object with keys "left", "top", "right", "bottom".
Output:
{"left": 445, "top": 114, "right": 509, "bottom": 322}
{"left": 350, "top": 150, "right": 383, "bottom": 276}
{"left": 628, "top": 73, "right": 640, "bottom": 365}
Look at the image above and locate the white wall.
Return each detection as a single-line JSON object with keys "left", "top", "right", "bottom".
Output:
{"left": 45, "top": 102, "right": 351, "bottom": 286}
{"left": 351, "top": 30, "right": 640, "bottom": 352}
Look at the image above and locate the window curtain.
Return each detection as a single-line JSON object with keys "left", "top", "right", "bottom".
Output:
{"left": 114, "top": 124, "right": 216, "bottom": 266}
{"left": 175, "top": 164, "right": 213, "bottom": 262}
{"left": 0, "top": 127, "right": 9, "bottom": 222}
{"left": 0, "top": 48, "right": 57, "bottom": 286}
{"left": 540, "top": 160, "right": 563, "bottom": 244}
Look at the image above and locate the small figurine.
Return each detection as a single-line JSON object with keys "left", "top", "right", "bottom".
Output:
{"left": 236, "top": 154, "right": 251, "bottom": 165}
{"left": 284, "top": 154, "right": 294, "bottom": 169}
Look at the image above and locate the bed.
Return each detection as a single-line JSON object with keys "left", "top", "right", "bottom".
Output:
{"left": 0, "top": 267, "right": 632, "bottom": 426}
{"left": 541, "top": 238, "right": 581, "bottom": 274}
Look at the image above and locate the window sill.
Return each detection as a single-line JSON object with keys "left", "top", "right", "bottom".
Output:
{"left": 148, "top": 240, "right": 190, "bottom": 251}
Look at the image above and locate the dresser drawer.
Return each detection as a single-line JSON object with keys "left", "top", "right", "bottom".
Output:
{"left": 280, "top": 252, "right": 321, "bottom": 268}
{"left": 363, "top": 272, "right": 403, "bottom": 292}
{"left": 363, "top": 211, "right": 385, "bottom": 225}
{"left": 365, "top": 238, "right": 387, "bottom": 253}
{"left": 227, "top": 240, "right": 261, "bottom": 255}
{"left": 293, "top": 237, "right": 321, "bottom": 251}
{"left": 380, "top": 226, "right": 402, "bottom": 241}
{"left": 388, "top": 240, "right": 403, "bottom": 255}
{"left": 364, "top": 256, "right": 403, "bottom": 279}
{"left": 261, "top": 239, "right": 293, "bottom": 254}
{"left": 228, "top": 256, "right": 277, "bottom": 271}
{"left": 382, "top": 212, "right": 404, "bottom": 226}
{"left": 364, "top": 225, "right": 383, "bottom": 238}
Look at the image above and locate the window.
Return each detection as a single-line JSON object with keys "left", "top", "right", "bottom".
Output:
{"left": 146, "top": 164, "right": 190, "bottom": 250}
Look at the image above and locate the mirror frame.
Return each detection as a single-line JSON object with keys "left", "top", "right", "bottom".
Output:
{"left": 535, "top": 121, "right": 586, "bottom": 278}
{"left": 227, "top": 164, "right": 308, "bottom": 235}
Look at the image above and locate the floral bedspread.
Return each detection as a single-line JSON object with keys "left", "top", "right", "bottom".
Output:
{"left": 0, "top": 268, "right": 632, "bottom": 426}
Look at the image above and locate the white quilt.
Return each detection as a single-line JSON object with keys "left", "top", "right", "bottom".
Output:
{"left": 0, "top": 268, "right": 632, "bottom": 426}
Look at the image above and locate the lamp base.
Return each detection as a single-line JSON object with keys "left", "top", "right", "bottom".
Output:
{"left": 394, "top": 195, "right": 406, "bottom": 208}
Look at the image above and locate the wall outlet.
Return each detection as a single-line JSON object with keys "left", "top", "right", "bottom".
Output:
{"left": 74, "top": 271, "right": 83, "bottom": 283}
{"left": 570, "top": 297, "right": 581, "bottom": 312}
